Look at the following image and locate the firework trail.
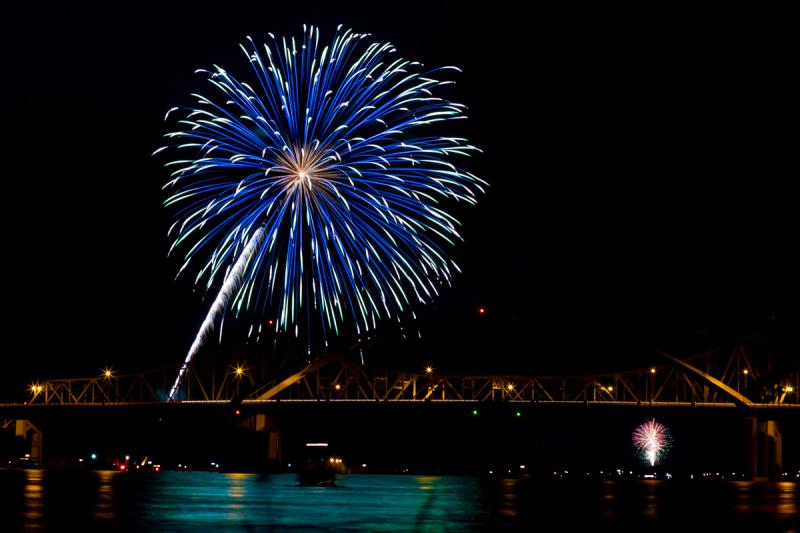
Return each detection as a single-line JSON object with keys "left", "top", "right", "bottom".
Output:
{"left": 157, "top": 25, "right": 484, "bottom": 398}
{"left": 633, "top": 418, "right": 670, "bottom": 466}
{"left": 167, "top": 227, "right": 264, "bottom": 400}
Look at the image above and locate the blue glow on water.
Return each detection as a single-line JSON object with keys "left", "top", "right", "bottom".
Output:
{"left": 138, "top": 473, "right": 484, "bottom": 531}
{"left": 2, "top": 470, "right": 798, "bottom": 531}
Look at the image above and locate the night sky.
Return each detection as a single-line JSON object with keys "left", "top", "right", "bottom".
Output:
{"left": 2, "top": 2, "right": 795, "bottom": 395}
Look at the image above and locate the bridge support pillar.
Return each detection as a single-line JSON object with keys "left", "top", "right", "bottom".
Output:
{"left": 15, "top": 420, "right": 43, "bottom": 464}
{"left": 744, "top": 417, "right": 782, "bottom": 480}
{"left": 255, "top": 414, "right": 282, "bottom": 466}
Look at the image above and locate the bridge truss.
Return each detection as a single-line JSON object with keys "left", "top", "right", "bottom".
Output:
{"left": 20, "top": 339, "right": 799, "bottom": 408}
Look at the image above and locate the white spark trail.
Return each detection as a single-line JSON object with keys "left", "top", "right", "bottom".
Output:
{"left": 168, "top": 226, "right": 265, "bottom": 400}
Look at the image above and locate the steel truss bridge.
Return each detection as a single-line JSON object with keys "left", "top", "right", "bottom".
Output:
{"left": 15, "top": 339, "right": 800, "bottom": 410}
{"left": 3, "top": 336, "right": 797, "bottom": 480}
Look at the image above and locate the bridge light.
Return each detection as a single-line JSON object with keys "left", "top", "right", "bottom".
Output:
{"left": 478, "top": 306, "right": 486, "bottom": 315}
{"left": 102, "top": 367, "right": 114, "bottom": 380}
{"left": 515, "top": 411, "right": 522, "bottom": 417}
{"left": 472, "top": 409, "right": 479, "bottom": 416}
{"left": 742, "top": 369, "right": 749, "bottom": 375}
{"left": 29, "top": 383, "right": 43, "bottom": 396}
{"left": 650, "top": 367, "right": 657, "bottom": 375}
{"left": 233, "top": 365, "right": 246, "bottom": 377}
{"left": 785, "top": 386, "right": 795, "bottom": 393}
{"left": 424, "top": 365, "right": 434, "bottom": 375}
{"left": 235, "top": 409, "right": 241, "bottom": 416}
{"left": 334, "top": 383, "right": 341, "bottom": 390}
{"left": 506, "top": 383, "right": 514, "bottom": 391}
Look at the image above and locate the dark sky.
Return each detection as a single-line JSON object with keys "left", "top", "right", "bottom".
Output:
{"left": 2, "top": 2, "right": 796, "bottom": 394}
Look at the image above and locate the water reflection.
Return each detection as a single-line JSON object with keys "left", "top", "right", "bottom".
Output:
{"left": 599, "top": 479, "right": 616, "bottom": 520}
{"left": 412, "top": 476, "right": 438, "bottom": 531}
{"left": 640, "top": 479, "right": 660, "bottom": 519}
{"left": 0, "top": 471, "right": 797, "bottom": 532}
{"left": 775, "top": 482, "right": 798, "bottom": 517}
{"left": 224, "top": 473, "right": 251, "bottom": 522}
{"left": 93, "top": 471, "right": 115, "bottom": 521}
{"left": 23, "top": 469, "right": 44, "bottom": 529}
{"left": 499, "top": 478, "right": 518, "bottom": 518}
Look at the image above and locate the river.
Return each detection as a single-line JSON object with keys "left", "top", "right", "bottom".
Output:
{"left": 1, "top": 470, "right": 797, "bottom": 531}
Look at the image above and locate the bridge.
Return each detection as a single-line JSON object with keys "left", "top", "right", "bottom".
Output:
{"left": 9, "top": 337, "right": 798, "bottom": 407}
{"left": 2, "top": 336, "right": 798, "bottom": 478}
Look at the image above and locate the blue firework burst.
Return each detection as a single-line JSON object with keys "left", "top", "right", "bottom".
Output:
{"left": 157, "top": 25, "right": 484, "bottom": 390}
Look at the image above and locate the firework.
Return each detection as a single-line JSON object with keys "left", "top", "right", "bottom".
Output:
{"left": 633, "top": 418, "right": 670, "bottom": 467}
{"left": 157, "top": 25, "right": 485, "bottom": 398}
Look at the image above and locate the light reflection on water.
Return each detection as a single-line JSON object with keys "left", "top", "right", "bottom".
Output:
{"left": 0, "top": 471, "right": 798, "bottom": 532}
{"left": 641, "top": 479, "right": 659, "bottom": 519}
{"left": 93, "top": 470, "right": 115, "bottom": 521}
{"left": 23, "top": 469, "right": 44, "bottom": 529}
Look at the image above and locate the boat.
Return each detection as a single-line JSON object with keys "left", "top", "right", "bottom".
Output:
{"left": 296, "top": 458, "right": 336, "bottom": 486}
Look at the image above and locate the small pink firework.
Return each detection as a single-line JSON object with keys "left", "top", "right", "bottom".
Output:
{"left": 633, "top": 418, "right": 670, "bottom": 466}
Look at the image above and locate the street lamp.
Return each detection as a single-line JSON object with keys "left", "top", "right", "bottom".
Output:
{"left": 648, "top": 368, "right": 657, "bottom": 402}
{"left": 29, "top": 383, "right": 43, "bottom": 399}
{"left": 232, "top": 364, "right": 248, "bottom": 396}
{"left": 781, "top": 385, "right": 795, "bottom": 405}
{"left": 740, "top": 368, "right": 749, "bottom": 392}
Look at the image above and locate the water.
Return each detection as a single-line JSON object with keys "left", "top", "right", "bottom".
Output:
{"left": 1, "top": 470, "right": 797, "bottom": 532}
